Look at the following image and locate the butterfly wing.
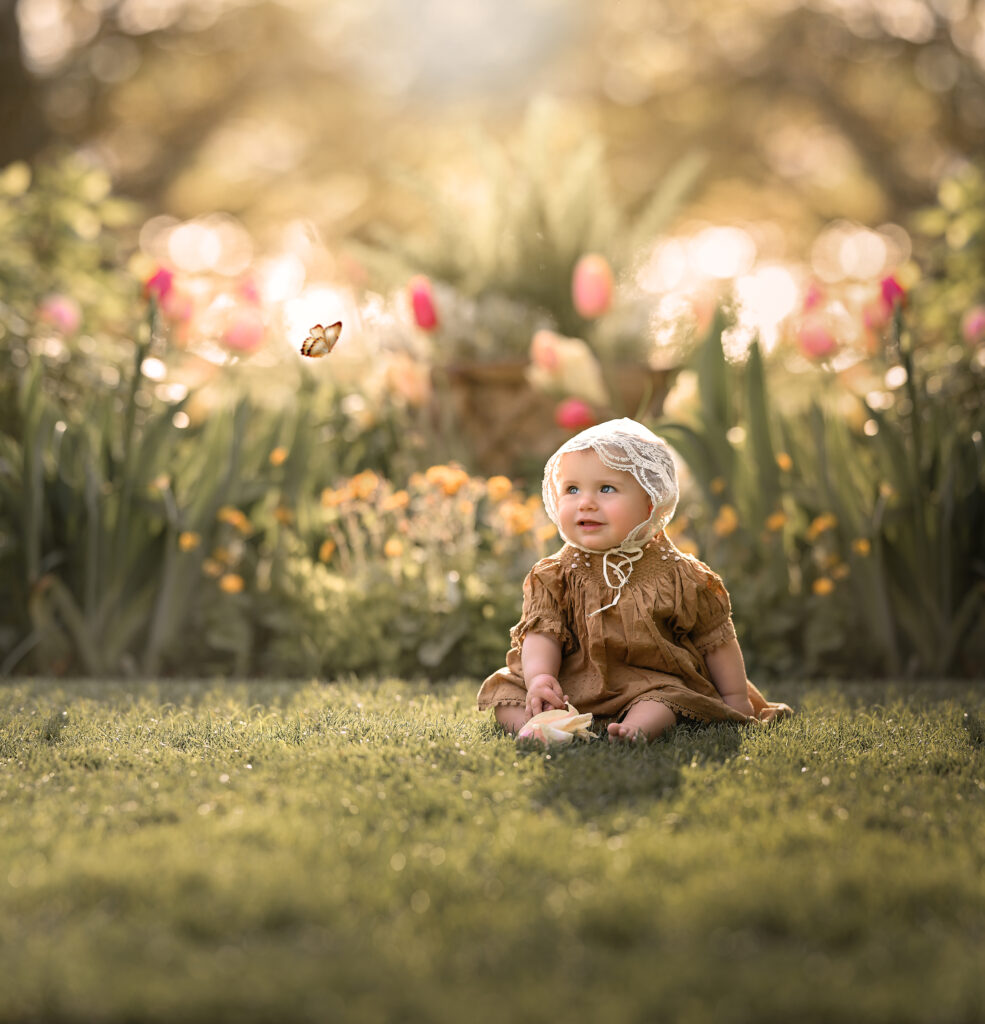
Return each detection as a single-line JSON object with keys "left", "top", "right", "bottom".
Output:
{"left": 300, "top": 321, "right": 342, "bottom": 358}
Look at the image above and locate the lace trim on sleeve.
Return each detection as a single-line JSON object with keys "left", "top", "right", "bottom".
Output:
{"left": 692, "top": 617, "right": 737, "bottom": 655}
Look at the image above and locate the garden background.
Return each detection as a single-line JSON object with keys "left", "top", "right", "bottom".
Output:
{"left": 1, "top": 2, "right": 985, "bottom": 1019}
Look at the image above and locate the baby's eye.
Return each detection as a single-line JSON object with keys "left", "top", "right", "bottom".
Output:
{"left": 564, "top": 484, "right": 579, "bottom": 494}
{"left": 600, "top": 484, "right": 615, "bottom": 493}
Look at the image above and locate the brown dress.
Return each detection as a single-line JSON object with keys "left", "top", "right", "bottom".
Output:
{"left": 477, "top": 532, "right": 790, "bottom": 724}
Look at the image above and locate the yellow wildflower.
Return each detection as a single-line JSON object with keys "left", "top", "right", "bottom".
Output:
{"left": 425, "top": 464, "right": 470, "bottom": 496}
{"left": 274, "top": 505, "right": 294, "bottom": 525}
{"left": 381, "top": 489, "right": 410, "bottom": 512}
{"left": 713, "top": 504, "right": 739, "bottom": 537}
{"left": 812, "top": 577, "right": 835, "bottom": 596}
{"left": 219, "top": 573, "right": 245, "bottom": 594}
{"left": 710, "top": 477, "right": 727, "bottom": 495}
{"left": 178, "top": 531, "right": 201, "bottom": 552}
{"left": 776, "top": 452, "right": 793, "bottom": 472}
{"left": 384, "top": 538, "right": 404, "bottom": 558}
{"left": 852, "top": 538, "right": 872, "bottom": 556}
{"left": 268, "top": 446, "right": 288, "bottom": 467}
{"left": 486, "top": 475, "right": 513, "bottom": 502}
{"left": 500, "top": 500, "right": 534, "bottom": 535}
{"left": 212, "top": 546, "right": 232, "bottom": 565}
{"left": 351, "top": 470, "right": 380, "bottom": 500}
{"left": 765, "top": 511, "right": 787, "bottom": 532}
{"left": 217, "top": 506, "right": 251, "bottom": 534}
{"left": 408, "top": 472, "right": 427, "bottom": 490}
{"left": 831, "top": 563, "right": 851, "bottom": 580}
{"left": 675, "top": 536, "right": 700, "bottom": 557}
{"left": 318, "top": 539, "right": 336, "bottom": 563}
{"left": 879, "top": 483, "right": 895, "bottom": 499}
{"left": 535, "top": 523, "right": 558, "bottom": 544}
{"left": 202, "top": 558, "right": 223, "bottom": 578}
{"left": 807, "top": 513, "right": 837, "bottom": 541}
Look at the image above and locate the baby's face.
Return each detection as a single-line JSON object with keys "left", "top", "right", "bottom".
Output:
{"left": 556, "top": 448, "right": 652, "bottom": 551}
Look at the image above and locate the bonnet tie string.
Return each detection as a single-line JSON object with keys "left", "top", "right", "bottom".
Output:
{"left": 589, "top": 546, "right": 644, "bottom": 617}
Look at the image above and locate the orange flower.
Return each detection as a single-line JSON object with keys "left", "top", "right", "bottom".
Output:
{"left": 713, "top": 504, "right": 739, "bottom": 537}
{"left": 219, "top": 573, "right": 245, "bottom": 594}
{"left": 351, "top": 470, "right": 380, "bottom": 500}
{"left": 765, "top": 511, "right": 787, "bottom": 532}
{"left": 535, "top": 523, "right": 558, "bottom": 543}
{"left": 500, "top": 500, "right": 534, "bottom": 535}
{"left": 831, "top": 563, "right": 851, "bottom": 580}
{"left": 807, "top": 513, "right": 837, "bottom": 541}
{"left": 852, "top": 538, "right": 872, "bottom": 556}
{"left": 776, "top": 452, "right": 793, "bottom": 472}
{"left": 486, "top": 475, "right": 513, "bottom": 502}
{"left": 425, "top": 464, "right": 469, "bottom": 496}
{"left": 274, "top": 505, "right": 294, "bottom": 525}
{"left": 178, "top": 531, "right": 201, "bottom": 552}
{"left": 212, "top": 546, "right": 232, "bottom": 565}
{"left": 675, "top": 536, "right": 700, "bottom": 557}
{"left": 269, "top": 446, "right": 288, "bottom": 467}
{"left": 710, "top": 477, "right": 727, "bottom": 495}
{"left": 202, "top": 558, "right": 223, "bottom": 577}
{"left": 217, "top": 506, "right": 251, "bottom": 534}
{"left": 384, "top": 538, "right": 404, "bottom": 558}
{"left": 319, "top": 539, "right": 336, "bottom": 563}
{"left": 812, "top": 577, "right": 835, "bottom": 596}
{"left": 381, "top": 489, "right": 410, "bottom": 512}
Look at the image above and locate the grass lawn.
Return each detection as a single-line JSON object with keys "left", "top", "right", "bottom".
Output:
{"left": 2, "top": 676, "right": 984, "bottom": 1024}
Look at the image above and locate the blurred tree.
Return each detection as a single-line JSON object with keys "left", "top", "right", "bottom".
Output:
{"left": 0, "top": 0, "right": 49, "bottom": 165}
{"left": 4, "top": 0, "right": 985, "bottom": 248}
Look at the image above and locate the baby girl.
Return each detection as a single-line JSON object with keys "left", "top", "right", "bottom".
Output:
{"left": 477, "top": 418, "right": 792, "bottom": 741}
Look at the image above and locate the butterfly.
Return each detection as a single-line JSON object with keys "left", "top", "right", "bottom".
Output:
{"left": 300, "top": 321, "right": 342, "bottom": 358}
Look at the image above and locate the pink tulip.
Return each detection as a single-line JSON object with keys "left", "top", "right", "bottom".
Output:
{"left": 144, "top": 267, "right": 175, "bottom": 304}
{"left": 571, "top": 254, "right": 613, "bottom": 319}
{"left": 862, "top": 300, "right": 890, "bottom": 334}
{"left": 221, "top": 308, "right": 265, "bottom": 352}
{"left": 530, "top": 329, "right": 562, "bottom": 371}
{"left": 38, "top": 294, "right": 81, "bottom": 334}
{"left": 880, "top": 275, "right": 906, "bottom": 313}
{"left": 796, "top": 319, "right": 838, "bottom": 361}
{"left": 555, "top": 397, "right": 596, "bottom": 430}
{"left": 408, "top": 275, "right": 438, "bottom": 330}
{"left": 961, "top": 305, "right": 985, "bottom": 345}
{"left": 802, "top": 282, "right": 825, "bottom": 312}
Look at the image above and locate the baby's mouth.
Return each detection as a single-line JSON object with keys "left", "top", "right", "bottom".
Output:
{"left": 577, "top": 519, "right": 604, "bottom": 528}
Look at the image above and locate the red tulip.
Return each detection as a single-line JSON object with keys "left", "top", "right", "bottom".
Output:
{"left": 571, "top": 254, "right": 613, "bottom": 319}
{"left": 408, "top": 275, "right": 438, "bottom": 330}
{"left": 880, "top": 275, "right": 906, "bottom": 313}
{"left": 554, "top": 398, "right": 596, "bottom": 431}
{"left": 144, "top": 267, "right": 175, "bottom": 304}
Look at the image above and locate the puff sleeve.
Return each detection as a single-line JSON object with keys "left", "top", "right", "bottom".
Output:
{"left": 508, "top": 561, "right": 574, "bottom": 656}
{"left": 689, "top": 567, "right": 738, "bottom": 655}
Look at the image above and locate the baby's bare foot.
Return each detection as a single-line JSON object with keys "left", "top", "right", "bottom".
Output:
{"left": 607, "top": 722, "right": 644, "bottom": 743}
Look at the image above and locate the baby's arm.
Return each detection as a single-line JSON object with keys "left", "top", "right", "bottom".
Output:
{"left": 704, "top": 637, "right": 755, "bottom": 717}
{"left": 521, "top": 631, "right": 565, "bottom": 716}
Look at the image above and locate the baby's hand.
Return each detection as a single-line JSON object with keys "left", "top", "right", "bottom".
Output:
{"left": 526, "top": 674, "right": 567, "bottom": 717}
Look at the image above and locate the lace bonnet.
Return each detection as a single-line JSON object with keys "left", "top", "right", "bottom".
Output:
{"left": 542, "top": 418, "right": 679, "bottom": 614}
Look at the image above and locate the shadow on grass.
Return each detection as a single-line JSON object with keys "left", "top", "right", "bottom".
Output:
{"left": 521, "top": 719, "right": 745, "bottom": 820}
